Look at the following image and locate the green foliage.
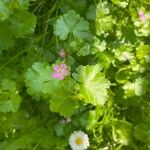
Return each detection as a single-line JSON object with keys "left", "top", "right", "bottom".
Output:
{"left": 0, "top": 0, "right": 36, "bottom": 51}
{"left": 112, "top": 120, "right": 133, "bottom": 145}
{"left": 54, "top": 10, "right": 92, "bottom": 41}
{"left": 0, "top": 79, "right": 21, "bottom": 112}
{"left": 73, "top": 65, "right": 110, "bottom": 106}
{"left": 0, "top": 0, "right": 150, "bottom": 149}
{"left": 10, "top": 10, "right": 37, "bottom": 38}
{"left": 0, "top": 22, "right": 14, "bottom": 50}
{"left": 134, "top": 119, "right": 150, "bottom": 144}
{"left": 25, "top": 62, "right": 59, "bottom": 98}
{"left": 87, "top": 2, "right": 115, "bottom": 35}
{"left": 68, "top": 38, "right": 91, "bottom": 56}
{"left": 136, "top": 44, "right": 150, "bottom": 64}
{"left": 50, "top": 78, "right": 78, "bottom": 117}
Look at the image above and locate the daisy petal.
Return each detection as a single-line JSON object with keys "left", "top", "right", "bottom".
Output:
{"left": 69, "top": 131, "right": 90, "bottom": 150}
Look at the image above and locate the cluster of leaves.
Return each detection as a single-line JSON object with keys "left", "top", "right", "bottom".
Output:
{"left": 0, "top": 0, "right": 150, "bottom": 149}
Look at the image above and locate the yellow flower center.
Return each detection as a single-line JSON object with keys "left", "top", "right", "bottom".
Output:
{"left": 75, "top": 137, "right": 83, "bottom": 145}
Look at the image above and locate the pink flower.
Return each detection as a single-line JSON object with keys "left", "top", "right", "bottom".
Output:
{"left": 52, "top": 64, "right": 69, "bottom": 80}
{"left": 58, "top": 49, "right": 66, "bottom": 58}
{"left": 138, "top": 11, "right": 146, "bottom": 21}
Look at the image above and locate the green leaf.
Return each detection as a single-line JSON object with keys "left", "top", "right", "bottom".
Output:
{"left": 123, "top": 78, "right": 148, "bottom": 97}
{"left": 134, "top": 121, "right": 150, "bottom": 144}
{"left": 10, "top": 0, "right": 29, "bottom": 10}
{"left": 134, "top": 78, "right": 148, "bottom": 96}
{"left": 123, "top": 82, "right": 135, "bottom": 97}
{"left": 96, "top": 16, "right": 114, "bottom": 35}
{"left": 0, "top": 0, "right": 29, "bottom": 21}
{"left": 69, "top": 38, "right": 91, "bottom": 56}
{"left": 50, "top": 78, "right": 78, "bottom": 117}
{"left": 0, "top": 126, "right": 58, "bottom": 150}
{"left": 96, "top": 1, "right": 110, "bottom": 16}
{"left": 54, "top": 15, "right": 69, "bottom": 40}
{"left": 54, "top": 123, "right": 64, "bottom": 137}
{"left": 0, "top": 79, "right": 21, "bottom": 113}
{"left": 86, "top": 107, "right": 104, "bottom": 130}
{"left": 116, "top": 68, "right": 132, "bottom": 84}
{"left": 86, "top": 5, "right": 96, "bottom": 20}
{"left": 10, "top": 10, "right": 37, "bottom": 37}
{"left": 136, "top": 44, "right": 150, "bottom": 63}
{"left": 63, "top": 0, "right": 86, "bottom": 13}
{"left": 25, "top": 62, "right": 59, "bottom": 98}
{"left": 0, "top": 1, "right": 11, "bottom": 21}
{"left": 54, "top": 10, "right": 92, "bottom": 41}
{"left": 72, "top": 65, "right": 110, "bottom": 106}
{"left": 96, "top": 2, "right": 113, "bottom": 32}
{"left": 112, "top": 120, "right": 133, "bottom": 145}
{"left": 0, "top": 22, "right": 14, "bottom": 50}
{"left": 91, "top": 38, "right": 107, "bottom": 54}
{"left": 112, "top": 0, "right": 129, "bottom": 8}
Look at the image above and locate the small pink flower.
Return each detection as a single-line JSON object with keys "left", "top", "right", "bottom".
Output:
{"left": 52, "top": 64, "right": 69, "bottom": 80}
{"left": 58, "top": 49, "right": 66, "bottom": 58}
{"left": 138, "top": 11, "right": 146, "bottom": 21}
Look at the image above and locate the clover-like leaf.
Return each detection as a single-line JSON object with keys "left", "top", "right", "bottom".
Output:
{"left": 25, "top": 62, "right": 59, "bottom": 98}
{"left": 72, "top": 65, "right": 110, "bottom": 106}
{"left": 50, "top": 78, "right": 78, "bottom": 117}
{"left": 54, "top": 10, "right": 92, "bottom": 41}
{"left": 0, "top": 79, "right": 21, "bottom": 113}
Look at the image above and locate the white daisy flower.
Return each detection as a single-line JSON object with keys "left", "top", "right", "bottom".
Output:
{"left": 69, "top": 131, "right": 90, "bottom": 150}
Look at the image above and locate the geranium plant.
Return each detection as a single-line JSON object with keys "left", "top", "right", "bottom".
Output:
{"left": 0, "top": 0, "right": 150, "bottom": 149}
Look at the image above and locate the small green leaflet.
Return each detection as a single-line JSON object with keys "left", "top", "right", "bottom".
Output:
{"left": 0, "top": 79, "right": 21, "bottom": 113}
{"left": 72, "top": 65, "right": 110, "bottom": 106}
{"left": 54, "top": 10, "right": 92, "bottom": 41}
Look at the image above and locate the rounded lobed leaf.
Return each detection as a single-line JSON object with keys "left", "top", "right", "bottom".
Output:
{"left": 25, "top": 62, "right": 59, "bottom": 99}
{"left": 72, "top": 65, "right": 110, "bottom": 106}
{"left": 50, "top": 78, "right": 78, "bottom": 117}
{"left": 54, "top": 10, "right": 92, "bottom": 41}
